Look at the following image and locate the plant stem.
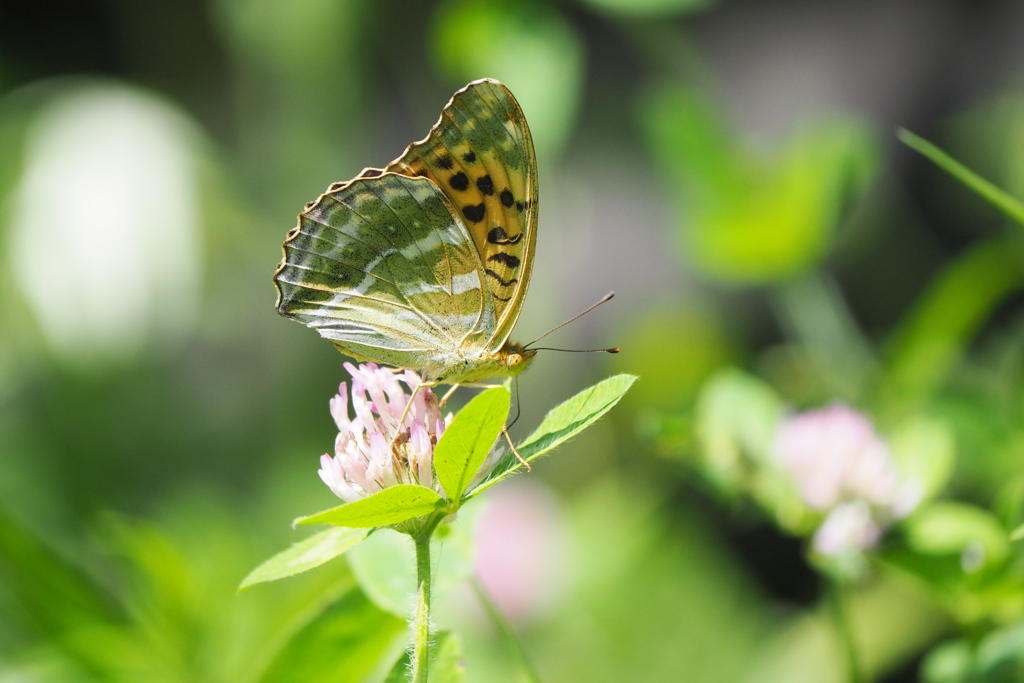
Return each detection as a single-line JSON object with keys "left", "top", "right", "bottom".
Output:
{"left": 829, "top": 579, "right": 867, "bottom": 683}
{"left": 412, "top": 531, "right": 433, "bottom": 683}
{"left": 472, "top": 577, "right": 542, "bottom": 683}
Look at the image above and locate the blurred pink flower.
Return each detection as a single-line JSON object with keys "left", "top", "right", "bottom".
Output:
{"left": 776, "top": 404, "right": 920, "bottom": 556}
{"left": 318, "top": 362, "right": 451, "bottom": 503}
{"left": 473, "top": 481, "right": 563, "bottom": 623}
{"left": 812, "top": 501, "right": 881, "bottom": 557}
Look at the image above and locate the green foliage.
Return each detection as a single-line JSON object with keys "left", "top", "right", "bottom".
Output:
{"left": 577, "top": 0, "right": 715, "bottom": 18}
{"left": 431, "top": 0, "right": 583, "bottom": 158}
{"left": 639, "top": 84, "right": 880, "bottom": 282}
{"left": 5, "top": 3, "right": 1024, "bottom": 681}
{"left": 295, "top": 486, "right": 446, "bottom": 529}
{"left": 434, "top": 388, "right": 510, "bottom": 502}
{"left": 257, "top": 588, "right": 404, "bottom": 683}
{"left": 256, "top": 376, "right": 633, "bottom": 590}
{"left": 923, "top": 623, "right": 1024, "bottom": 682}
{"left": 899, "top": 129, "right": 1024, "bottom": 229}
{"left": 239, "top": 528, "right": 371, "bottom": 591}
{"left": 472, "top": 374, "right": 637, "bottom": 494}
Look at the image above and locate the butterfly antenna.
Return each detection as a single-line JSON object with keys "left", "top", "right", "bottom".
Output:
{"left": 525, "top": 292, "right": 617, "bottom": 349}
{"left": 528, "top": 346, "right": 620, "bottom": 353}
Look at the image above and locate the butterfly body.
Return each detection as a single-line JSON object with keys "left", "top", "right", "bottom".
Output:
{"left": 274, "top": 79, "right": 538, "bottom": 385}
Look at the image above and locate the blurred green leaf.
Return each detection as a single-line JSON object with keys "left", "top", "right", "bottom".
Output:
{"left": 472, "top": 375, "right": 636, "bottom": 493}
{"left": 348, "top": 529, "right": 415, "bottom": 618}
{"left": 640, "top": 84, "right": 880, "bottom": 282}
{"left": 880, "top": 235, "right": 1024, "bottom": 415}
{"left": 691, "top": 368, "right": 785, "bottom": 491}
{"left": 899, "top": 128, "right": 1024, "bottom": 229}
{"left": 609, "top": 304, "right": 735, "bottom": 412}
{"left": 922, "top": 639, "right": 973, "bottom": 683}
{"left": 0, "top": 508, "right": 122, "bottom": 642}
{"left": 348, "top": 519, "right": 475, "bottom": 619}
{"left": 256, "top": 586, "right": 404, "bottom": 683}
{"left": 434, "top": 387, "right": 509, "bottom": 502}
{"left": 903, "top": 502, "right": 1009, "bottom": 568}
{"left": 431, "top": 0, "right": 583, "bottom": 158}
{"left": 923, "top": 623, "right": 1024, "bottom": 683}
{"left": 578, "top": 0, "right": 715, "bottom": 18}
{"left": 887, "top": 415, "right": 956, "bottom": 503}
{"left": 239, "top": 527, "right": 370, "bottom": 591}
{"left": 295, "top": 486, "right": 444, "bottom": 528}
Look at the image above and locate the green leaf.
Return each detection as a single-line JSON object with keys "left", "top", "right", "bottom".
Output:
{"left": 898, "top": 128, "right": 1024, "bottom": 228}
{"left": 640, "top": 83, "right": 879, "bottom": 282}
{"left": 1011, "top": 523, "right": 1024, "bottom": 542}
{"left": 349, "top": 519, "right": 476, "bottom": 618}
{"left": 903, "top": 501, "right": 1010, "bottom": 567}
{"left": 922, "top": 623, "right": 1024, "bottom": 683}
{"left": 427, "top": 630, "right": 466, "bottom": 683}
{"left": 578, "top": 0, "right": 715, "bottom": 18}
{"left": 295, "top": 485, "right": 444, "bottom": 528}
{"left": 888, "top": 416, "right": 955, "bottom": 503}
{"left": 256, "top": 586, "right": 404, "bottom": 683}
{"left": 473, "top": 375, "right": 636, "bottom": 493}
{"left": 880, "top": 235, "right": 1024, "bottom": 413}
{"left": 0, "top": 507, "right": 122, "bottom": 637}
{"left": 383, "top": 630, "right": 465, "bottom": 683}
{"left": 238, "top": 527, "right": 369, "bottom": 591}
{"left": 431, "top": 0, "right": 584, "bottom": 159}
{"left": 434, "top": 387, "right": 509, "bottom": 502}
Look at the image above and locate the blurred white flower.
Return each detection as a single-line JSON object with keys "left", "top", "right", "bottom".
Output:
{"left": 318, "top": 363, "right": 450, "bottom": 503}
{"left": 776, "top": 404, "right": 920, "bottom": 556}
{"left": 7, "top": 82, "right": 201, "bottom": 365}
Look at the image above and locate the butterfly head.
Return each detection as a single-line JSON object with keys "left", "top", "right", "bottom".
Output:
{"left": 501, "top": 341, "right": 537, "bottom": 377}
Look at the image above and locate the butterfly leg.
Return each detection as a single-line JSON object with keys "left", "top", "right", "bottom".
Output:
{"left": 502, "top": 426, "right": 531, "bottom": 472}
{"left": 438, "top": 384, "right": 461, "bottom": 408}
{"left": 389, "top": 382, "right": 427, "bottom": 450}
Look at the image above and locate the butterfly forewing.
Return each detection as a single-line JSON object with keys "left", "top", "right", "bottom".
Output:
{"left": 384, "top": 79, "right": 538, "bottom": 351}
{"left": 275, "top": 173, "right": 495, "bottom": 372}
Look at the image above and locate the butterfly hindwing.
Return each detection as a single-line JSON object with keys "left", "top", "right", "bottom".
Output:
{"left": 384, "top": 79, "right": 538, "bottom": 351}
{"left": 275, "top": 173, "right": 496, "bottom": 372}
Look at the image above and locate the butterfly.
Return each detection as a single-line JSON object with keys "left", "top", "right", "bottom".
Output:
{"left": 273, "top": 79, "right": 538, "bottom": 388}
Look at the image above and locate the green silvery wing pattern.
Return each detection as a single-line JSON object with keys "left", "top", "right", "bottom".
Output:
{"left": 274, "top": 173, "right": 496, "bottom": 381}
{"left": 376, "top": 79, "right": 537, "bottom": 352}
{"left": 274, "top": 79, "right": 539, "bottom": 385}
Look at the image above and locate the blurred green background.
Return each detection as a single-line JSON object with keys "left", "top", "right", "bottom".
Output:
{"left": 2, "top": 1, "right": 1024, "bottom": 681}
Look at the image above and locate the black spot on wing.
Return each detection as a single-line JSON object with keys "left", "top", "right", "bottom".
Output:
{"left": 463, "top": 203, "right": 486, "bottom": 223}
{"left": 500, "top": 189, "right": 515, "bottom": 208}
{"left": 437, "top": 155, "right": 454, "bottom": 170}
{"left": 487, "top": 227, "right": 523, "bottom": 244}
{"left": 485, "top": 269, "right": 519, "bottom": 287}
{"left": 488, "top": 252, "right": 520, "bottom": 268}
{"left": 462, "top": 151, "right": 476, "bottom": 163}
{"left": 476, "top": 174, "right": 494, "bottom": 196}
{"left": 449, "top": 172, "right": 469, "bottom": 191}
{"left": 515, "top": 200, "right": 525, "bottom": 212}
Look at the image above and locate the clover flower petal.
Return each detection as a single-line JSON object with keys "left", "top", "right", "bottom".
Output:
{"left": 776, "top": 404, "right": 920, "bottom": 557}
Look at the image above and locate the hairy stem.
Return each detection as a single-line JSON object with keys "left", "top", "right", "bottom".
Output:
{"left": 412, "top": 531, "right": 433, "bottom": 683}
